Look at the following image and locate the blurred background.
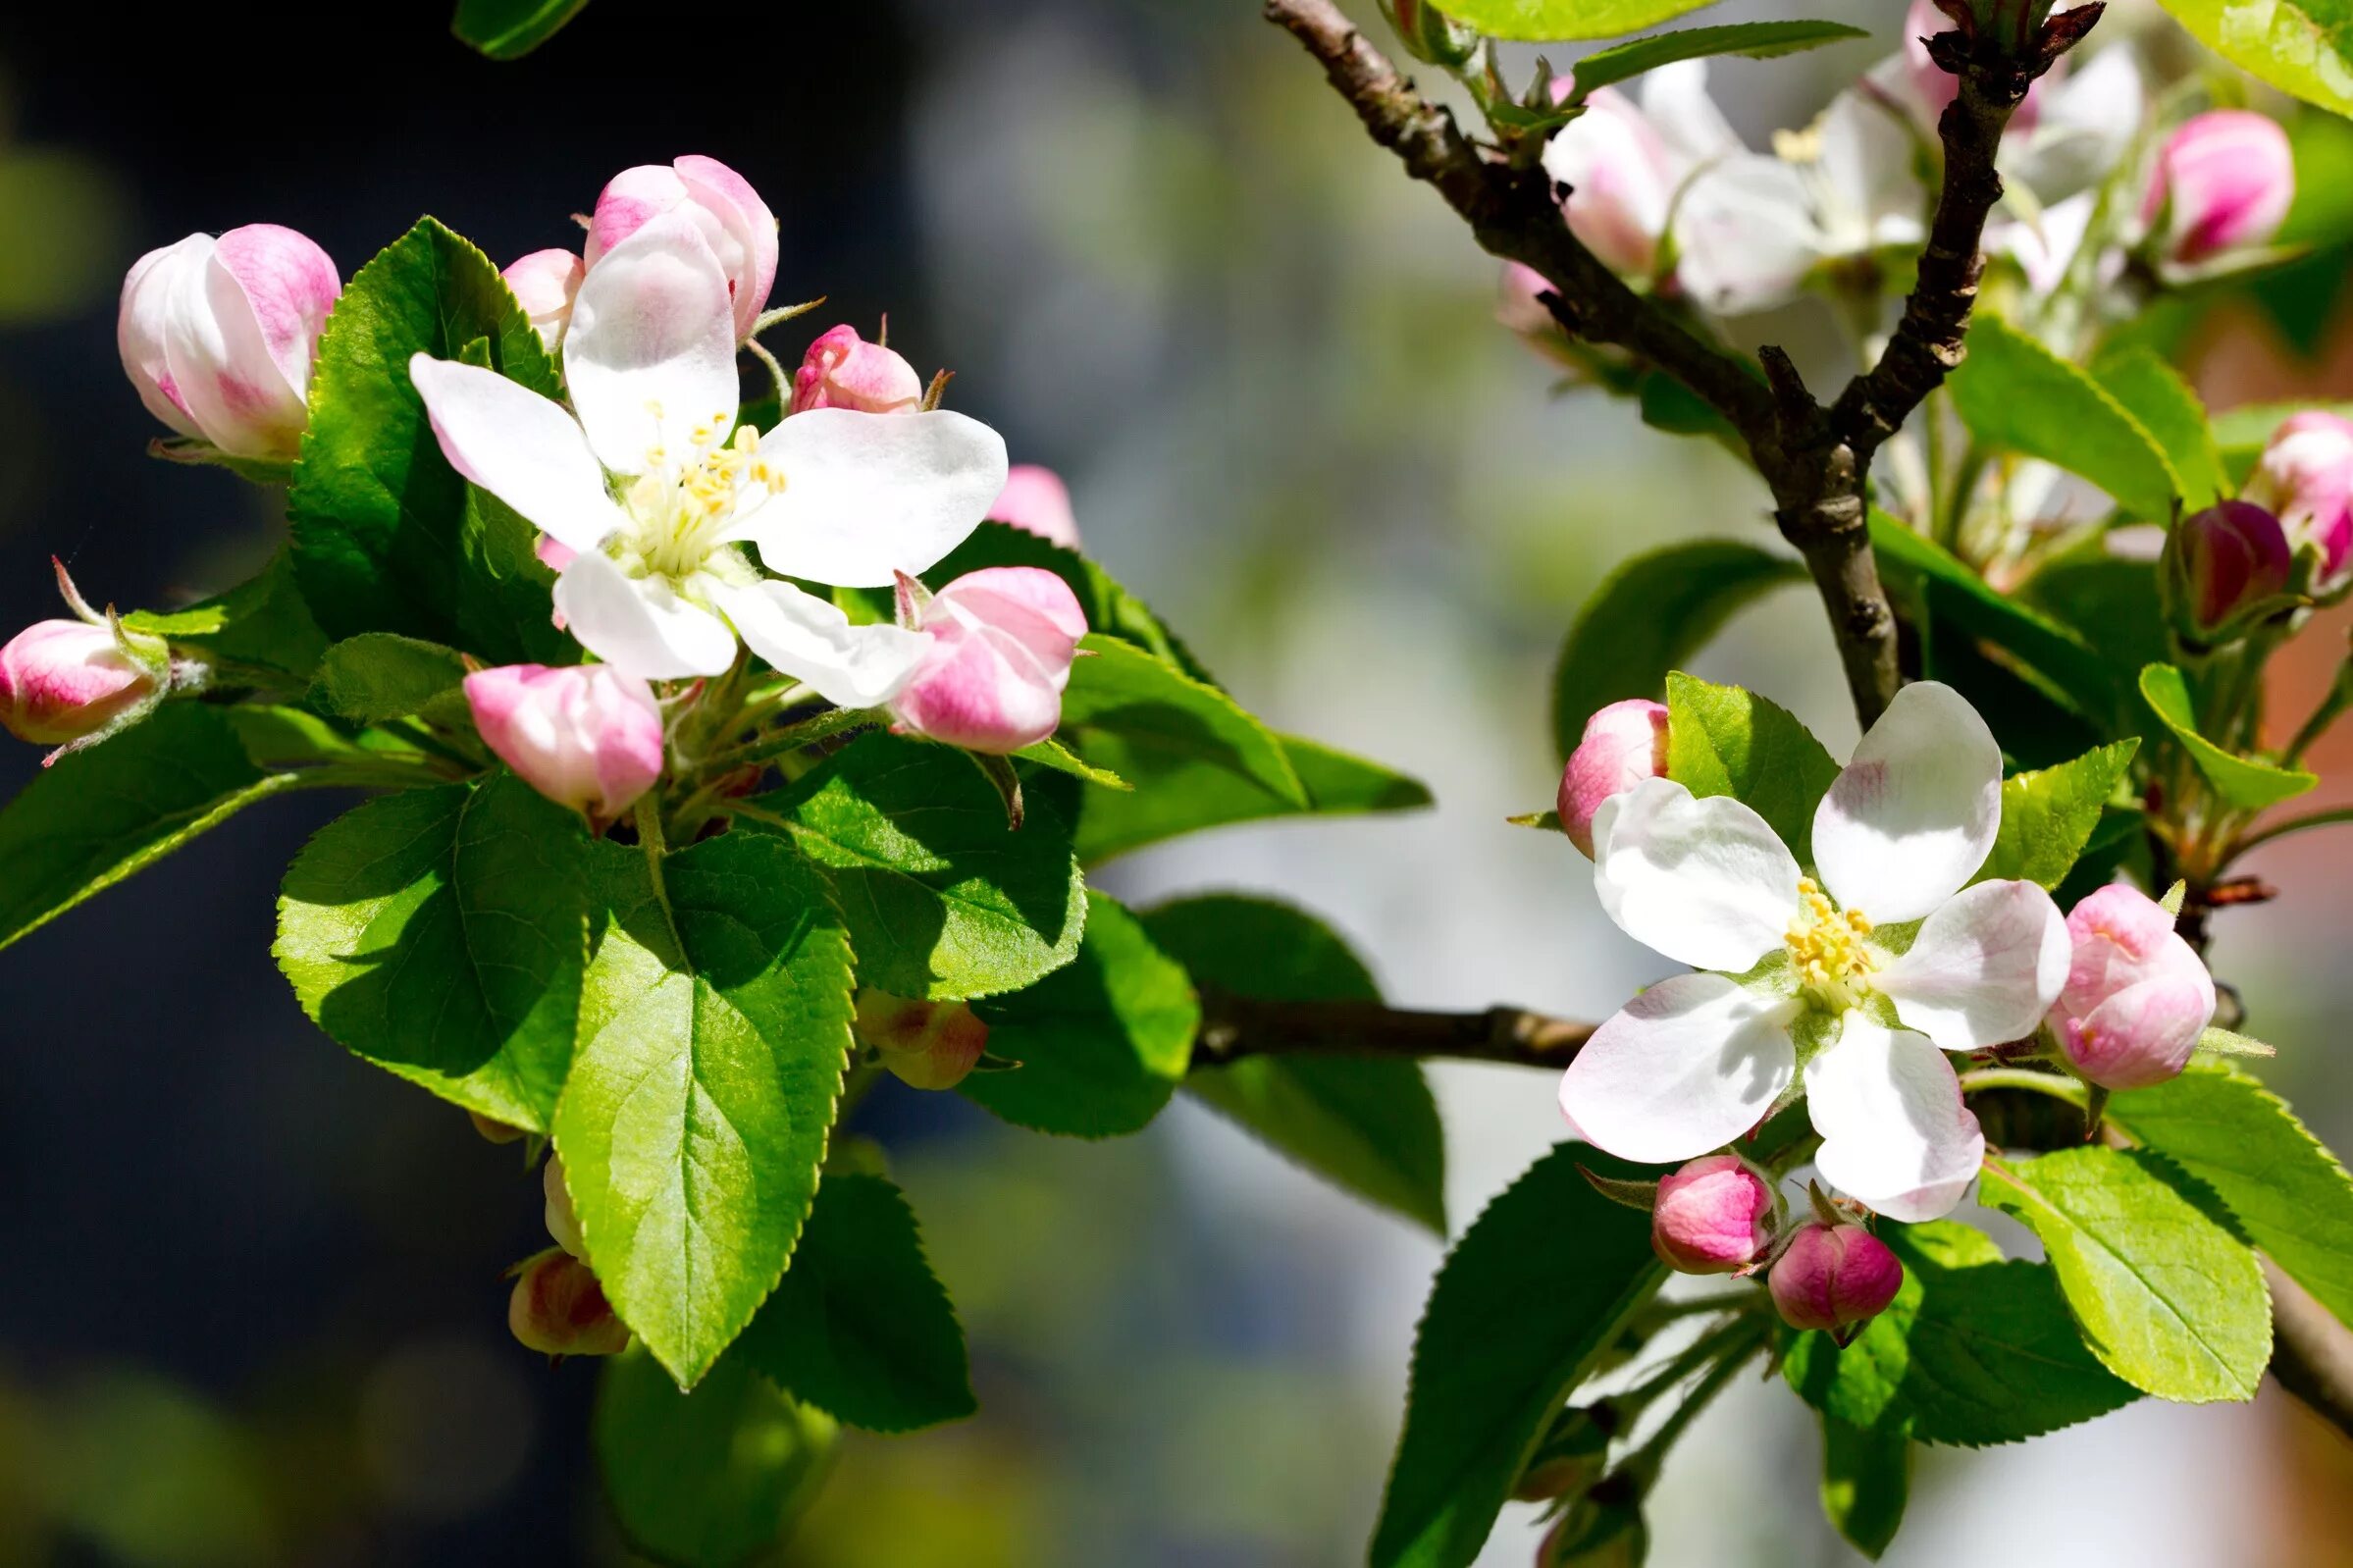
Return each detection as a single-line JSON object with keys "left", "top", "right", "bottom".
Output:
{"left": 1, "top": 0, "right": 2348, "bottom": 1562}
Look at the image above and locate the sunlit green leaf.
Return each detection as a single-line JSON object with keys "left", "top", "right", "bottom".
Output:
{"left": 2150, "top": 0, "right": 2353, "bottom": 118}
{"left": 2139, "top": 663, "right": 2318, "bottom": 809}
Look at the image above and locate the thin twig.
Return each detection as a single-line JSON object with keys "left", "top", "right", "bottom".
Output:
{"left": 1190, "top": 988, "right": 1594, "bottom": 1071}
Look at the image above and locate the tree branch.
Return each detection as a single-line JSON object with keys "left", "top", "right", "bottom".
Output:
{"left": 1192, "top": 988, "right": 1594, "bottom": 1070}
{"left": 2266, "top": 1262, "right": 2353, "bottom": 1442}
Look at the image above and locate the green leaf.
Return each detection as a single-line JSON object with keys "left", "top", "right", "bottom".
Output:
{"left": 2111, "top": 1062, "right": 2353, "bottom": 1328}
{"left": 750, "top": 732, "right": 1085, "bottom": 1002}
{"left": 595, "top": 1347, "right": 836, "bottom": 1568}
{"left": 1980, "top": 1148, "right": 2273, "bottom": 1404}
{"left": 2139, "top": 662, "right": 2319, "bottom": 809}
{"left": 961, "top": 892, "right": 1199, "bottom": 1138}
{"left": 123, "top": 549, "right": 329, "bottom": 681}
{"left": 1143, "top": 895, "right": 1446, "bottom": 1233}
{"left": 1868, "top": 511, "right": 2120, "bottom": 719}
{"left": 2019, "top": 552, "right": 2170, "bottom": 691}
{"left": 451, "top": 0, "right": 590, "bottom": 59}
{"left": 1281, "top": 733, "right": 1435, "bottom": 815}
{"left": 0, "top": 704, "right": 309, "bottom": 953}
{"left": 1820, "top": 1417, "right": 1909, "bottom": 1562}
{"left": 1439, "top": 0, "right": 1721, "bottom": 41}
{"left": 1569, "top": 21, "right": 1867, "bottom": 97}
{"left": 735, "top": 1173, "right": 974, "bottom": 1433}
{"left": 1949, "top": 314, "right": 2182, "bottom": 521}
{"left": 1664, "top": 671, "right": 1840, "bottom": 863}
{"left": 2093, "top": 346, "right": 2226, "bottom": 508}
{"left": 1975, "top": 740, "right": 2139, "bottom": 889}
{"left": 308, "top": 633, "right": 469, "bottom": 722}
{"left": 1784, "top": 1222, "right": 2136, "bottom": 1446}
{"left": 288, "top": 218, "right": 577, "bottom": 665}
{"left": 1055, "top": 636, "right": 1304, "bottom": 862}
{"left": 556, "top": 832, "right": 857, "bottom": 1387}
{"left": 1550, "top": 541, "right": 1805, "bottom": 758}
{"left": 2150, "top": 0, "right": 2353, "bottom": 118}
{"left": 274, "top": 777, "right": 588, "bottom": 1132}
{"left": 1012, "top": 736, "right": 1130, "bottom": 790}
{"left": 1368, "top": 1144, "right": 1662, "bottom": 1568}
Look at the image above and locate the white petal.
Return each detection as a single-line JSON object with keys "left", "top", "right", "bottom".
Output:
{"left": 738, "top": 409, "right": 1008, "bottom": 587}
{"left": 552, "top": 551, "right": 737, "bottom": 680}
{"left": 1592, "top": 777, "right": 1802, "bottom": 972}
{"left": 1874, "top": 878, "right": 2071, "bottom": 1050}
{"left": 1812, "top": 681, "right": 2002, "bottom": 922}
{"left": 1558, "top": 972, "right": 1800, "bottom": 1165}
{"left": 2011, "top": 47, "right": 2144, "bottom": 203}
{"left": 564, "top": 213, "right": 740, "bottom": 476}
{"left": 1815, "top": 90, "right": 1927, "bottom": 253}
{"left": 1805, "top": 1014, "right": 1984, "bottom": 1223}
{"left": 1671, "top": 155, "right": 1823, "bottom": 315}
{"left": 1639, "top": 60, "right": 1742, "bottom": 166}
{"left": 409, "top": 355, "right": 629, "bottom": 551}
{"left": 711, "top": 581, "right": 932, "bottom": 707}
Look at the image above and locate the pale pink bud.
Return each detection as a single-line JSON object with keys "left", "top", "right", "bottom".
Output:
{"left": 1558, "top": 699, "right": 1670, "bottom": 858}
{"left": 502, "top": 248, "right": 583, "bottom": 350}
{"left": 462, "top": 663, "right": 665, "bottom": 828}
{"left": 791, "top": 324, "right": 923, "bottom": 415}
{"left": 1650, "top": 1154, "right": 1774, "bottom": 1274}
{"left": 853, "top": 990, "right": 990, "bottom": 1091}
{"left": 2142, "top": 110, "right": 2294, "bottom": 266}
{"left": 989, "top": 464, "right": 1082, "bottom": 550}
{"left": 1498, "top": 262, "right": 1558, "bottom": 339}
{"left": 1769, "top": 1221, "right": 1903, "bottom": 1341}
{"left": 1538, "top": 88, "right": 1678, "bottom": 278}
{"left": 2169, "top": 500, "right": 2292, "bottom": 637}
{"left": 117, "top": 224, "right": 340, "bottom": 460}
{"left": 544, "top": 1154, "right": 586, "bottom": 1259}
{"left": 890, "top": 568, "right": 1088, "bottom": 755}
{"left": 2241, "top": 411, "right": 2353, "bottom": 596}
{"left": 584, "top": 155, "right": 777, "bottom": 341}
{"left": 2049, "top": 884, "right": 2216, "bottom": 1090}
{"left": 0, "top": 620, "right": 160, "bottom": 747}
{"left": 506, "top": 1248, "right": 630, "bottom": 1359}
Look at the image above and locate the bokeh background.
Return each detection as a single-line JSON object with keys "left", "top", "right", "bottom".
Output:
{"left": 2, "top": 1, "right": 2349, "bottom": 1562}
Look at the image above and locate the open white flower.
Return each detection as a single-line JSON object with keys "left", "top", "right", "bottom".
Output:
{"left": 409, "top": 213, "right": 1006, "bottom": 703}
{"left": 1558, "top": 682, "right": 2068, "bottom": 1222}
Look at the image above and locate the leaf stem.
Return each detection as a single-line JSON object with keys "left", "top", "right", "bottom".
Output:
{"left": 703, "top": 705, "right": 880, "bottom": 775}
{"left": 1959, "top": 1067, "right": 2088, "bottom": 1106}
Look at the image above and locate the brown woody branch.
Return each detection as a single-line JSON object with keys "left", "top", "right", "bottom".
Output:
{"left": 1192, "top": 989, "right": 1594, "bottom": 1070}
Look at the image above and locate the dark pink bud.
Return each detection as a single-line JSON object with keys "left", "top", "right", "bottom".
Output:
{"left": 506, "top": 1248, "right": 630, "bottom": 1360}
{"left": 1558, "top": 699, "right": 1670, "bottom": 858}
{"left": 2171, "top": 500, "right": 2291, "bottom": 635}
{"left": 1650, "top": 1154, "right": 1775, "bottom": 1274}
{"left": 2142, "top": 110, "right": 2294, "bottom": 266}
{"left": 1769, "top": 1221, "right": 1903, "bottom": 1341}
{"left": 791, "top": 324, "right": 923, "bottom": 415}
{"left": 854, "top": 990, "right": 991, "bottom": 1091}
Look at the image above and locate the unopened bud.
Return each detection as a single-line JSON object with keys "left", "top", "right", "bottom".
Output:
{"left": 889, "top": 567, "right": 1088, "bottom": 756}
{"left": 502, "top": 248, "right": 583, "bottom": 350}
{"left": 1651, "top": 1154, "right": 1775, "bottom": 1275}
{"left": 1540, "top": 91, "right": 1679, "bottom": 280}
{"left": 462, "top": 663, "right": 665, "bottom": 829}
{"left": 1379, "top": 0, "right": 1479, "bottom": 68}
{"left": 1538, "top": 1491, "right": 1647, "bottom": 1568}
{"left": 544, "top": 1154, "right": 586, "bottom": 1259}
{"left": 506, "top": 1247, "right": 630, "bottom": 1359}
{"left": 1559, "top": 700, "right": 1670, "bottom": 858}
{"left": 1769, "top": 1221, "right": 1903, "bottom": 1343}
{"left": 0, "top": 619, "right": 162, "bottom": 748}
{"left": 2142, "top": 110, "right": 2294, "bottom": 267}
{"left": 854, "top": 990, "right": 989, "bottom": 1090}
{"left": 2166, "top": 500, "right": 2292, "bottom": 640}
{"left": 1514, "top": 1403, "right": 1614, "bottom": 1501}
{"left": 989, "top": 464, "right": 1082, "bottom": 550}
{"left": 585, "top": 156, "right": 777, "bottom": 342}
{"left": 792, "top": 324, "right": 922, "bottom": 415}
{"left": 2050, "top": 883, "right": 2216, "bottom": 1090}
{"left": 469, "top": 1110, "right": 527, "bottom": 1144}
{"left": 2241, "top": 411, "right": 2353, "bottom": 599}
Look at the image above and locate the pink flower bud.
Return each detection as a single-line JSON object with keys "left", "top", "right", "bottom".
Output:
{"left": 890, "top": 568, "right": 1088, "bottom": 755}
{"left": 2049, "top": 883, "right": 2216, "bottom": 1090}
{"left": 462, "top": 664, "right": 665, "bottom": 828}
{"left": 1558, "top": 699, "right": 1670, "bottom": 858}
{"left": 1539, "top": 88, "right": 1679, "bottom": 279}
{"left": 544, "top": 1154, "right": 586, "bottom": 1259}
{"left": 117, "top": 224, "right": 340, "bottom": 460}
{"left": 502, "top": 248, "right": 583, "bottom": 350}
{"left": 791, "top": 324, "right": 923, "bottom": 415}
{"left": 2241, "top": 411, "right": 2353, "bottom": 596}
{"left": 0, "top": 619, "right": 161, "bottom": 747}
{"left": 854, "top": 990, "right": 991, "bottom": 1090}
{"left": 1769, "top": 1221, "right": 1904, "bottom": 1341}
{"left": 506, "top": 1248, "right": 629, "bottom": 1359}
{"left": 585, "top": 155, "right": 777, "bottom": 341}
{"left": 2142, "top": 110, "right": 2294, "bottom": 266}
{"left": 1650, "top": 1154, "right": 1775, "bottom": 1274}
{"left": 1498, "top": 262, "right": 1558, "bottom": 339}
{"left": 989, "top": 464, "right": 1082, "bottom": 550}
{"left": 2170, "top": 500, "right": 2292, "bottom": 636}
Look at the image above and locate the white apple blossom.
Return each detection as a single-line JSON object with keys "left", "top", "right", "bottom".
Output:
{"left": 1558, "top": 682, "right": 2070, "bottom": 1222}
{"left": 408, "top": 212, "right": 1006, "bottom": 703}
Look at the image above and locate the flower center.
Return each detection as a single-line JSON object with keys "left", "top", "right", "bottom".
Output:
{"left": 616, "top": 416, "right": 783, "bottom": 583}
{"left": 1786, "top": 877, "right": 1875, "bottom": 1011}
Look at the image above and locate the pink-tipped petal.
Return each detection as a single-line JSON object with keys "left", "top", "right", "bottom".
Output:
{"left": 989, "top": 464, "right": 1082, "bottom": 549}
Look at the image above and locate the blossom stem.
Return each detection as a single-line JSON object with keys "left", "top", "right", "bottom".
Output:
{"left": 1614, "top": 1316, "right": 1770, "bottom": 1488}
{"left": 2232, "top": 806, "right": 2353, "bottom": 858}
{"left": 1959, "top": 1066, "right": 2087, "bottom": 1105}
{"left": 702, "top": 705, "right": 881, "bottom": 774}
